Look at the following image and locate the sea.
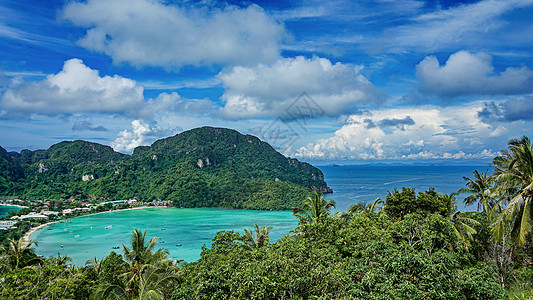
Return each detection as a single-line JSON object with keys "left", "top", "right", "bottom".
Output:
{"left": 31, "top": 164, "right": 488, "bottom": 265}
{"left": 0, "top": 205, "right": 22, "bottom": 218}
{"left": 321, "top": 165, "right": 488, "bottom": 213}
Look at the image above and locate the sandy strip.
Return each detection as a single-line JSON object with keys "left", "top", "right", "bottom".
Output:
{"left": 21, "top": 205, "right": 160, "bottom": 247}
{"left": 22, "top": 221, "right": 60, "bottom": 247}
{"left": 0, "top": 204, "right": 28, "bottom": 209}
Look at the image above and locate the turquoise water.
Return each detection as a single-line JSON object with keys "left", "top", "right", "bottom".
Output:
{"left": 0, "top": 205, "right": 22, "bottom": 218}
{"left": 32, "top": 164, "right": 488, "bottom": 265}
{"left": 31, "top": 208, "right": 298, "bottom": 265}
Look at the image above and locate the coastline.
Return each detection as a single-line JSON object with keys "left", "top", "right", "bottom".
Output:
{"left": 22, "top": 205, "right": 155, "bottom": 247}
{"left": 0, "top": 204, "right": 28, "bottom": 209}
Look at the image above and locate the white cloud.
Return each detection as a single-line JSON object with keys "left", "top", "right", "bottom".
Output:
{"left": 110, "top": 119, "right": 179, "bottom": 153}
{"left": 140, "top": 92, "right": 216, "bottom": 120}
{"left": 62, "top": 0, "right": 284, "bottom": 68}
{"left": 416, "top": 51, "right": 533, "bottom": 97}
{"left": 294, "top": 103, "right": 501, "bottom": 161}
{"left": 1, "top": 58, "right": 144, "bottom": 114}
{"left": 381, "top": 0, "right": 533, "bottom": 52}
{"left": 0, "top": 59, "right": 217, "bottom": 119}
{"left": 111, "top": 120, "right": 153, "bottom": 153}
{"left": 217, "top": 56, "right": 385, "bottom": 118}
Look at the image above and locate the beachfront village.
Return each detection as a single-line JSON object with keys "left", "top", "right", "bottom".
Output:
{"left": 0, "top": 196, "right": 171, "bottom": 237}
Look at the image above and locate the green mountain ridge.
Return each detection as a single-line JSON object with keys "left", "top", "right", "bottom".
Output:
{"left": 0, "top": 127, "right": 331, "bottom": 209}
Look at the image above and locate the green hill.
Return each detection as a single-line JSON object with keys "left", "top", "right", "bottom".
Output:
{"left": 0, "top": 127, "right": 331, "bottom": 209}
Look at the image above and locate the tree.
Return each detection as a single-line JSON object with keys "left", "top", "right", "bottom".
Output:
{"left": 121, "top": 229, "right": 171, "bottom": 297}
{"left": 457, "top": 169, "right": 495, "bottom": 213}
{"left": 492, "top": 136, "right": 533, "bottom": 247}
{"left": 243, "top": 224, "right": 272, "bottom": 249}
{"left": 0, "top": 237, "right": 41, "bottom": 271}
{"left": 383, "top": 188, "right": 452, "bottom": 220}
{"left": 338, "top": 198, "right": 384, "bottom": 222}
{"left": 86, "top": 257, "right": 104, "bottom": 277}
{"left": 292, "top": 191, "right": 335, "bottom": 224}
{"left": 95, "top": 264, "right": 178, "bottom": 300}
{"left": 122, "top": 229, "right": 168, "bottom": 267}
{"left": 446, "top": 194, "right": 480, "bottom": 241}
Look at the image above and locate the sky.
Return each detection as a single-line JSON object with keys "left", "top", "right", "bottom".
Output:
{"left": 1, "top": 0, "right": 532, "bottom": 165}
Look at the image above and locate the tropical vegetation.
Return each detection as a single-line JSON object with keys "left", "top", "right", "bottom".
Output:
{"left": 0, "top": 135, "right": 532, "bottom": 299}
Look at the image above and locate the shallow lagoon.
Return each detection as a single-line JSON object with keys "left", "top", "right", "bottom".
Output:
{"left": 31, "top": 207, "right": 297, "bottom": 265}
{"left": 0, "top": 205, "right": 22, "bottom": 218}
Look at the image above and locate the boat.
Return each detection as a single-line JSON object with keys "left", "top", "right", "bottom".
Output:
{"left": 159, "top": 241, "right": 165, "bottom": 243}
{"left": 176, "top": 244, "right": 182, "bottom": 247}
{"left": 112, "top": 246, "right": 120, "bottom": 249}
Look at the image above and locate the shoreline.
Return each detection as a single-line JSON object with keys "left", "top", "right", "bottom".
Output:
{"left": 0, "top": 204, "right": 28, "bottom": 209}
{"left": 22, "top": 205, "right": 155, "bottom": 247}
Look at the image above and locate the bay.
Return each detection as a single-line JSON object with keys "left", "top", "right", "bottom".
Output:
{"left": 31, "top": 207, "right": 297, "bottom": 265}
{"left": 0, "top": 205, "right": 22, "bottom": 218}
{"left": 32, "top": 164, "right": 489, "bottom": 265}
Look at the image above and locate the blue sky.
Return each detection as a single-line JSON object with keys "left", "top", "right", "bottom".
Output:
{"left": 1, "top": 0, "right": 532, "bottom": 164}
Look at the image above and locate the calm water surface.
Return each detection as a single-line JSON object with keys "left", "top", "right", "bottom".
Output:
{"left": 0, "top": 205, "right": 22, "bottom": 218}
{"left": 32, "top": 208, "right": 297, "bottom": 265}
{"left": 322, "top": 165, "right": 488, "bottom": 212}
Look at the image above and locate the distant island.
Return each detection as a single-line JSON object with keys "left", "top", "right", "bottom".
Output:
{"left": 0, "top": 127, "right": 331, "bottom": 210}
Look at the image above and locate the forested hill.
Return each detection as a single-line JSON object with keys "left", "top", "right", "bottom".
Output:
{"left": 0, "top": 127, "right": 331, "bottom": 209}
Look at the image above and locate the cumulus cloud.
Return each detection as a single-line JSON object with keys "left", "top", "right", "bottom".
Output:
{"left": 295, "top": 103, "right": 500, "bottom": 161}
{"left": 0, "top": 58, "right": 217, "bottom": 120}
{"left": 111, "top": 119, "right": 178, "bottom": 153}
{"left": 62, "top": 0, "right": 284, "bottom": 68}
{"left": 1, "top": 58, "right": 144, "bottom": 114}
{"left": 478, "top": 97, "right": 533, "bottom": 123}
{"left": 217, "top": 56, "right": 385, "bottom": 118}
{"left": 416, "top": 51, "right": 533, "bottom": 97}
{"left": 72, "top": 121, "right": 107, "bottom": 131}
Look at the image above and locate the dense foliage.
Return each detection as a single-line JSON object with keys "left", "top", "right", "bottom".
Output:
{"left": 2, "top": 187, "right": 522, "bottom": 299}
{"left": 0, "top": 127, "right": 330, "bottom": 209}
{"left": 1, "top": 135, "right": 532, "bottom": 299}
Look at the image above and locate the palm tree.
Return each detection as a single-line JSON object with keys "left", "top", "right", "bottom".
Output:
{"left": 122, "top": 229, "right": 168, "bottom": 267}
{"left": 96, "top": 264, "right": 178, "bottom": 300}
{"left": 243, "top": 224, "right": 272, "bottom": 248}
{"left": 346, "top": 202, "right": 367, "bottom": 216}
{"left": 86, "top": 257, "right": 104, "bottom": 276}
{"left": 1, "top": 237, "right": 41, "bottom": 270}
{"left": 121, "top": 229, "right": 170, "bottom": 295}
{"left": 446, "top": 194, "right": 480, "bottom": 241}
{"left": 292, "top": 191, "right": 336, "bottom": 224}
{"left": 367, "top": 197, "right": 384, "bottom": 214}
{"left": 492, "top": 136, "right": 533, "bottom": 246}
{"left": 457, "top": 170, "right": 495, "bottom": 213}
{"left": 94, "top": 229, "right": 176, "bottom": 299}
{"left": 339, "top": 198, "right": 384, "bottom": 221}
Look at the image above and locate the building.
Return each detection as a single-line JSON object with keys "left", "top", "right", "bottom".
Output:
{"left": 12, "top": 212, "right": 48, "bottom": 220}
{"left": 0, "top": 220, "right": 17, "bottom": 229}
